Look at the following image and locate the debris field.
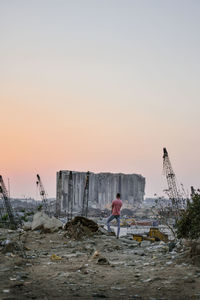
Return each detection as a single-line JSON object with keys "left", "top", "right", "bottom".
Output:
{"left": 0, "top": 216, "right": 200, "bottom": 300}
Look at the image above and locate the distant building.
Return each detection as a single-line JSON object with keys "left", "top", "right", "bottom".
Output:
{"left": 56, "top": 171, "right": 145, "bottom": 214}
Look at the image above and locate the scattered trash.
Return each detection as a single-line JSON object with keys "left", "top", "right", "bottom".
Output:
{"left": 50, "top": 254, "right": 62, "bottom": 261}
{"left": 133, "top": 228, "right": 169, "bottom": 244}
{"left": 0, "top": 214, "right": 199, "bottom": 299}
{"left": 148, "top": 228, "right": 169, "bottom": 243}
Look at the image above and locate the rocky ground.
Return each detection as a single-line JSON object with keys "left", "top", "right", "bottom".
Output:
{"left": 0, "top": 224, "right": 200, "bottom": 300}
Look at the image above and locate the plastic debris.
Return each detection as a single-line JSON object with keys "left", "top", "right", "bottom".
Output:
{"left": 51, "top": 254, "right": 62, "bottom": 261}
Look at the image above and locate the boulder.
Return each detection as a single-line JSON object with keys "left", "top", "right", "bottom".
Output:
{"left": 42, "top": 217, "right": 63, "bottom": 233}
{"left": 31, "top": 211, "right": 63, "bottom": 232}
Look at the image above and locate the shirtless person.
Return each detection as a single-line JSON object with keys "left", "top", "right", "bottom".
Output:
{"left": 107, "top": 193, "right": 122, "bottom": 239}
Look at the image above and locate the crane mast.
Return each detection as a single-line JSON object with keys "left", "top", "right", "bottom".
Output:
{"left": 0, "top": 175, "right": 17, "bottom": 228}
{"left": 36, "top": 174, "right": 49, "bottom": 215}
{"left": 163, "top": 148, "right": 181, "bottom": 217}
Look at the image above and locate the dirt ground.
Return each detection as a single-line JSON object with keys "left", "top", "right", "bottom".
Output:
{"left": 0, "top": 227, "right": 200, "bottom": 300}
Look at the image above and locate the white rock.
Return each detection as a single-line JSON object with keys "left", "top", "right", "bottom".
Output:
{"left": 43, "top": 216, "right": 63, "bottom": 232}
{"left": 31, "top": 211, "right": 63, "bottom": 232}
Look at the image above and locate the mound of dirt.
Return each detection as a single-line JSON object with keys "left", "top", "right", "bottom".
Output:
{"left": 64, "top": 216, "right": 99, "bottom": 239}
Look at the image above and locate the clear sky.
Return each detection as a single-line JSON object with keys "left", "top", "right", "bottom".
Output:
{"left": 1, "top": 0, "right": 200, "bottom": 199}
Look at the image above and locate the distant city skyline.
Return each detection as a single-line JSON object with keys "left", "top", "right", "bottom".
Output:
{"left": 1, "top": 1, "right": 200, "bottom": 198}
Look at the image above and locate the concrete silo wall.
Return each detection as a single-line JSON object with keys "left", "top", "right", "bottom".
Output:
{"left": 56, "top": 171, "right": 145, "bottom": 214}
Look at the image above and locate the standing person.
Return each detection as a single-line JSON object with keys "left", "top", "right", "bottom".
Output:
{"left": 107, "top": 193, "right": 123, "bottom": 239}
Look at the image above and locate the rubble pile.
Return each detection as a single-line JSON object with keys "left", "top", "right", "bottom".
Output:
{"left": 1, "top": 225, "right": 200, "bottom": 299}
{"left": 64, "top": 216, "right": 99, "bottom": 239}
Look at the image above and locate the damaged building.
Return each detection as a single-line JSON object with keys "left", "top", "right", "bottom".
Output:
{"left": 56, "top": 171, "right": 145, "bottom": 215}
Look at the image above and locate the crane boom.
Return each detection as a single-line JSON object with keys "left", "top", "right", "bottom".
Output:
{"left": 0, "top": 175, "right": 17, "bottom": 228}
{"left": 36, "top": 174, "right": 49, "bottom": 215}
{"left": 163, "top": 148, "right": 182, "bottom": 217}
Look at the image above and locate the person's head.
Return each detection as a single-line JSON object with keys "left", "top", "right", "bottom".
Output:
{"left": 116, "top": 193, "right": 121, "bottom": 199}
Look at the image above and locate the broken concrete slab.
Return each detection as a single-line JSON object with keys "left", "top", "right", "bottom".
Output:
{"left": 31, "top": 211, "right": 63, "bottom": 232}
{"left": 23, "top": 222, "right": 32, "bottom": 231}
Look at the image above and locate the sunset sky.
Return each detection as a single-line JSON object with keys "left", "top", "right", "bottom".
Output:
{"left": 1, "top": 0, "right": 200, "bottom": 199}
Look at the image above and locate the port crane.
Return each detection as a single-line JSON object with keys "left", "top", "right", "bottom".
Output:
{"left": 163, "top": 148, "right": 183, "bottom": 217}
{"left": 0, "top": 175, "right": 17, "bottom": 228}
{"left": 36, "top": 174, "right": 49, "bottom": 215}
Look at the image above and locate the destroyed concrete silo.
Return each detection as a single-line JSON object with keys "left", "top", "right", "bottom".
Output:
{"left": 56, "top": 171, "right": 145, "bottom": 215}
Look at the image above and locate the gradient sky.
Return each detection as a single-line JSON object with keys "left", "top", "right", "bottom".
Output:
{"left": 1, "top": 0, "right": 200, "bottom": 199}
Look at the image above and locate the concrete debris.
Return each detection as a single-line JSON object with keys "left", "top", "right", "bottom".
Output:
{"left": 23, "top": 222, "right": 32, "bottom": 231}
{"left": 0, "top": 222, "right": 200, "bottom": 299}
{"left": 98, "top": 226, "right": 110, "bottom": 235}
{"left": 64, "top": 216, "right": 99, "bottom": 239}
{"left": 97, "top": 256, "right": 110, "bottom": 265}
{"left": 31, "top": 211, "right": 63, "bottom": 232}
